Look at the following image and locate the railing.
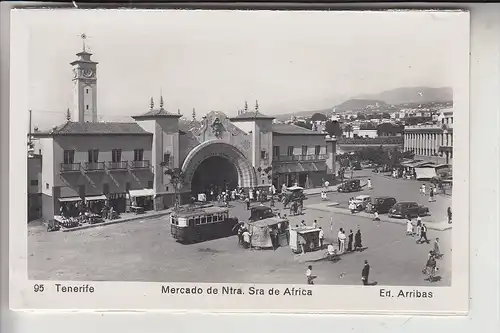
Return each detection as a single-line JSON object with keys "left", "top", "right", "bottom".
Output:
{"left": 83, "top": 162, "right": 106, "bottom": 171}
{"left": 337, "top": 136, "right": 404, "bottom": 145}
{"left": 129, "top": 160, "right": 150, "bottom": 169}
{"left": 60, "top": 163, "right": 81, "bottom": 172}
{"left": 273, "top": 154, "right": 328, "bottom": 162}
{"left": 107, "top": 161, "right": 128, "bottom": 170}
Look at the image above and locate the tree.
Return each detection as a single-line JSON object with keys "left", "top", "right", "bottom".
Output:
{"left": 343, "top": 124, "right": 353, "bottom": 137}
{"left": 382, "top": 112, "right": 391, "bottom": 119}
{"left": 325, "top": 120, "right": 343, "bottom": 138}
{"left": 160, "top": 163, "right": 185, "bottom": 211}
{"left": 310, "top": 112, "right": 327, "bottom": 122}
{"left": 356, "top": 112, "right": 366, "bottom": 120}
{"left": 377, "top": 123, "right": 396, "bottom": 136}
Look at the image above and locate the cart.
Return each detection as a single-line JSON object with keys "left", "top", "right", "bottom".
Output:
{"left": 289, "top": 226, "right": 321, "bottom": 254}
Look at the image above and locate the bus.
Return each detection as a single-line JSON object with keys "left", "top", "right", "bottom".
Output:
{"left": 170, "top": 206, "right": 239, "bottom": 243}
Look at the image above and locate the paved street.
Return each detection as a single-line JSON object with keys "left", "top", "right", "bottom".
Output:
{"left": 28, "top": 170, "right": 452, "bottom": 286}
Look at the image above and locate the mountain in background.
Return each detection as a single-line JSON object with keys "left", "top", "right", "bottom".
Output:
{"left": 273, "top": 108, "right": 332, "bottom": 122}
{"left": 356, "top": 86, "right": 453, "bottom": 105}
{"left": 334, "top": 99, "right": 388, "bottom": 112}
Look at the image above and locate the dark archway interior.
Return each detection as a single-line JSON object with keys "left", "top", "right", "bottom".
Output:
{"left": 191, "top": 156, "right": 239, "bottom": 197}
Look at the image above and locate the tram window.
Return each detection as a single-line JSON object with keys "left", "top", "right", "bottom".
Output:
{"left": 171, "top": 217, "right": 178, "bottom": 225}
{"left": 195, "top": 217, "right": 200, "bottom": 225}
{"left": 207, "top": 215, "right": 212, "bottom": 223}
{"left": 178, "top": 218, "right": 187, "bottom": 227}
{"left": 188, "top": 218, "right": 194, "bottom": 226}
{"left": 200, "top": 217, "right": 206, "bottom": 224}
{"left": 213, "top": 214, "right": 218, "bottom": 222}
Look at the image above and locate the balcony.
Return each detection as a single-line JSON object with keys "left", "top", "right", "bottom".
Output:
{"left": 273, "top": 154, "right": 328, "bottom": 163}
{"left": 107, "top": 161, "right": 129, "bottom": 170}
{"left": 60, "top": 163, "right": 81, "bottom": 173}
{"left": 129, "top": 160, "right": 150, "bottom": 169}
{"left": 83, "top": 162, "right": 106, "bottom": 172}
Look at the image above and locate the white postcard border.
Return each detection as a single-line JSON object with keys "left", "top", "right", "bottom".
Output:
{"left": 8, "top": 9, "right": 470, "bottom": 314}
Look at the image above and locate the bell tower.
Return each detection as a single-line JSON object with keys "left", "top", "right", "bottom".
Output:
{"left": 70, "top": 34, "right": 98, "bottom": 123}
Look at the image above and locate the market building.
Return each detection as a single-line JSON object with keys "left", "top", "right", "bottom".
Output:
{"left": 30, "top": 45, "right": 337, "bottom": 222}
{"left": 403, "top": 109, "right": 454, "bottom": 164}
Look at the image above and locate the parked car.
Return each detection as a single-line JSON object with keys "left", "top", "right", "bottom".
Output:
{"left": 249, "top": 206, "right": 275, "bottom": 222}
{"left": 388, "top": 202, "right": 429, "bottom": 218}
{"left": 352, "top": 195, "right": 371, "bottom": 211}
{"left": 366, "top": 196, "right": 397, "bottom": 214}
{"left": 337, "top": 179, "right": 362, "bottom": 193}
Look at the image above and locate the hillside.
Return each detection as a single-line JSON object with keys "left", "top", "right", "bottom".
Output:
{"left": 357, "top": 86, "right": 453, "bottom": 105}
{"left": 273, "top": 108, "right": 331, "bottom": 122}
{"left": 334, "top": 99, "right": 387, "bottom": 112}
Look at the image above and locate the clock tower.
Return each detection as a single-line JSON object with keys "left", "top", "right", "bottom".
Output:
{"left": 70, "top": 36, "right": 98, "bottom": 123}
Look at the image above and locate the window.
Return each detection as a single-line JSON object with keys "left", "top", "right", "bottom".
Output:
{"left": 260, "top": 150, "right": 267, "bottom": 159}
{"left": 163, "top": 153, "right": 170, "bottom": 165}
{"left": 213, "top": 214, "right": 219, "bottom": 222}
{"left": 134, "top": 149, "right": 144, "bottom": 161}
{"left": 171, "top": 217, "right": 178, "bottom": 225}
{"left": 112, "top": 149, "right": 122, "bottom": 163}
{"left": 302, "top": 145, "right": 308, "bottom": 156}
{"left": 63, "top": 150, "right": 75, "bottom": 164}
{"left": 287, "top": 146, "right": 294, "bottom": 156}
{"left": 30, "top": 180, "right": 38, "bottom": 186}
{"left": 207, "top": 215, "right": 213, "bottom": 223}
{"left": 46, "top": 183, "right": 49, "bottom": 189}
{"left": 147, "top": 181, "right": 153, "bottom": 189}
{"left": 200, "top": 217, "right": 206, "bottom": 224}
{"left": 315, "top": 145, "right": 321, "bottom": 155}
{"left": 272, "top": 146, "right": 280, "bottom": 157}
{"left": 103, "top": 183, "right": 109, "bottom": 194}
{"left": 88, "top": 149, "right": 99, "bottom": 163}
{"left": 188, "top": 218, "right": 194, "bottom": 226}
{"left": 86, "top": 89, "right": 89, "bottom": 94}
{"left": 86, "top": 105, "right": 89, "bottom": 110}
{"left": 195, "top": 217, "right": 200, "bottom": 225}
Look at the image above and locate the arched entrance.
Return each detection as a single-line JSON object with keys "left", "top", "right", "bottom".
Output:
{"left": 181, "top": 140, "right": 257, "bottom": 196}
{"left": 191, "top": 156, "right": 239, "bottom": 196}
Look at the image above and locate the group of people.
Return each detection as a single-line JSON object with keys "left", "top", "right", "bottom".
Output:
{"left": 306, "top": 259, "right": 371, "bottom": 286}
{"left": 405, "top": 215, "right": 430, "bottom": 244}
{"left": 336, "top": 228, "right": 363, "bottom": 253}
{"left": 420, "top": 183, "right": 439, "bottom": 202}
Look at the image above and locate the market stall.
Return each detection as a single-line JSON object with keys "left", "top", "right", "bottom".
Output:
{"left": 245, "top": 217, "right": 289, "bottom": 249}
{"left": 289, "top": 226, "right": 321, "bottom": 254}
{"left": 127, "top": 189, "right": 155, "bottom": 213}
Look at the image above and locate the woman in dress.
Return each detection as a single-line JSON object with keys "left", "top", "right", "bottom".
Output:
{"left": 347, "top": 229, "right": 354, "bottom": 252}
{"left": 354, "top": 228, "right": 363, "bottom": 251}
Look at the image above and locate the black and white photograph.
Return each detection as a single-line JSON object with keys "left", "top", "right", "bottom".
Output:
{"left": 10, "top": 9, "right": 470, "bottom": 312}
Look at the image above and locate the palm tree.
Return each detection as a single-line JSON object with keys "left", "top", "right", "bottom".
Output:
{"left": 160, "top": 162, "right": 185, "bottom": 211}
{"left": 344, "top": 124, "right": 353, "bottom": 138}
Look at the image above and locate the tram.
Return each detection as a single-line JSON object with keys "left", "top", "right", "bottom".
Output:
{"left": 170, "top": 206, "right": 239, "bottom": 243}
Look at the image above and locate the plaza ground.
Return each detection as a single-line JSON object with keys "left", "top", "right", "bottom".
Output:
{"left": 28, "top": 170, "right": 452, "bottom": 286}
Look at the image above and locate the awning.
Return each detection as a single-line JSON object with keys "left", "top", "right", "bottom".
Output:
{"left": 58, "top": 197, "right": 82, "bottom": 203}
{"left": 85, "top": 195, "right": 107, "bottom": 201}
{"left": 128, "top": 189, "right": 155, "bottom": 198}
{"left": 414, "top": 167, "right": 437, "bottom": 180}
{"left": 439, "top": 146, "right": 453, "bottom": 153}
{"left": 275, "top": 161, "right": 326, "bottom": 173}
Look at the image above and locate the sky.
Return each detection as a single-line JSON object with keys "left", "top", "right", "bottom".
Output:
{"left": 20, "top": 9, "right": 468, "bottom": 129}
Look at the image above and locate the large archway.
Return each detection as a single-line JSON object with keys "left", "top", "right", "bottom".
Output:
{"left": 181, "top": 140, "right": 257, "bottom": 195}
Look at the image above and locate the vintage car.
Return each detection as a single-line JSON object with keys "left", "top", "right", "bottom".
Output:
{"left": 366, "top": 196, "right": 397, "bottom": 214}
{"left": 351, "top": 161, "right": 362, "bottom": 170}
{"left": 249, "top": 205, "right": 275, "bottom": 222}
{"left": 337, "top": 179, "right": 362, "bottom": 193}
{"left": 352, "top": 195, "right": 371, "bottom": 211}
{"left": 388, "top": 201, "right": 430, "bottom": 218}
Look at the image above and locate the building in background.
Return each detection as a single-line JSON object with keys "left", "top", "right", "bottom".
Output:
{"left": 403, "top": 109, "right": 453, "bottom": 164}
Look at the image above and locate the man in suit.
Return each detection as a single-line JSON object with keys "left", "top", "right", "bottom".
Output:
{"left": 362, "top": 260, "right": 370, "bottom": 285}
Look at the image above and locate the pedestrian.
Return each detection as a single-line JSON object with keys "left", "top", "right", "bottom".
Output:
{"left": 367, "top": 178, "right": 372, "bottom": 190}
{"left": 306, "top": 265, "right": 316, "bottom": 285}
{"left": 270, "top": 228, "right": 278, "bottom": 251}
{"left": 420, "top": 184, "right": 426, "bottom": 196}
{"left": 354, "top": 228, "right": 363, "bottom": 251}
{"left": 432, "top": 237, "right": 442, "bottom": 258}
{"left": 249, "top": 188, "right": 254, "bottom": 201}
{"left": 324, "top": 180, "right": 330, "bottom": 192}
{"left": 339, "top": 230, "right": 346, "bottom": 253}
{"left": 313, "top": 220, "right": 318, "bottom": 229}
{"left": 447, "top": 207, "right": 452, "bottom": 224}
{"left": 245, "top": 196, "right": 250, "bottom": 210}
{"left": 337, "top": 228, "right": 343, "bottom": 251}
{"left": 242, "top": 229, "right": 251, "bottom": 249}
{"left": 429, "top": 188, "right": 434, "bottom": 202}
{"left": 418, "top": 223, "right": 430, "bottom": 244}
{"left": 373, "top": 210, "right": 380, "bottom": 221}
{"left": 406, "top": 218, "right": 414, "bottom": 236}
{"left": 361, "top": 260, "right": 370, "bottom": 285}
{"left": 349, "top": 201, "right": 356, "bottom": 214}
{"left": 347, "top": 229, "right": 354, "bottom": 252}
{"left": 300, "top": 219, "right": 307, "bottom": 227}
{"left": 319, "top": 227, "right": 325, "bottom": 248}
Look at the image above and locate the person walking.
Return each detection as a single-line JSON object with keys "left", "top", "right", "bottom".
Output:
{"left": 367, "top": 178, "right": 372, "bottom": 190}
{"left": 361, "top": 260, "right": 370, "bottom": 285}
{"left": 406, "top": 218, "right": 414, "bottom": 236}
{"left": 306, "top": 265, "right": 316, "bottom": 285}
{"left": 432, "top": 237, "right": 442, "bottom": 258}
{"left": 354, "top": 228, "right": 363, "bottom": 251}
{"left": 313, "top": 220, "right": 318, "bottom": 229}
{"left": 347, "top": 229, "right": 354, "bottom": 252}
{"left": 418, "top": 223, "right": 430, "bottom": 244}
{"left": 447, "top": 207, "right": 452, "bottom": 224}
{"left": 373, "top": 210, "right": 380, "bottom": 221}
{"left": 300, "top": 220, "right": 307, "bottom": 227}
{"left": 420, "top": 184, "right": 426, "bottom": 196}
{"left": 337, "top": 228, "right": 343, "bottom": 251}
{"left": 429, "top": 188, "right": 434, "bottom": 202}
{"left": 245, "top": 196, "right": 250, "bottom": 210}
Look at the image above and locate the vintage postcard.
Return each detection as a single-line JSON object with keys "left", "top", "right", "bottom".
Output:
{"left": 9, "top": 9, "right": 470, "bottom": 313}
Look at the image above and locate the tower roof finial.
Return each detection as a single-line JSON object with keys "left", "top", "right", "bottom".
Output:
{"left": 150, "top": 97, "right": 154, "bottom": 110}
{"left": 255, "top": 100, "right": 259, "bottom": 112}
{"left": 66, "top": 108, "right": 71, "bottom": 122}
{"left": 244, "top": 101, "right": 248, "bottom": 112}
{"left": 160, "top": 96, "right": 164, "bottom": 110}
{"left": 78, "top": 33, "right": 88, "bottom": 52}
